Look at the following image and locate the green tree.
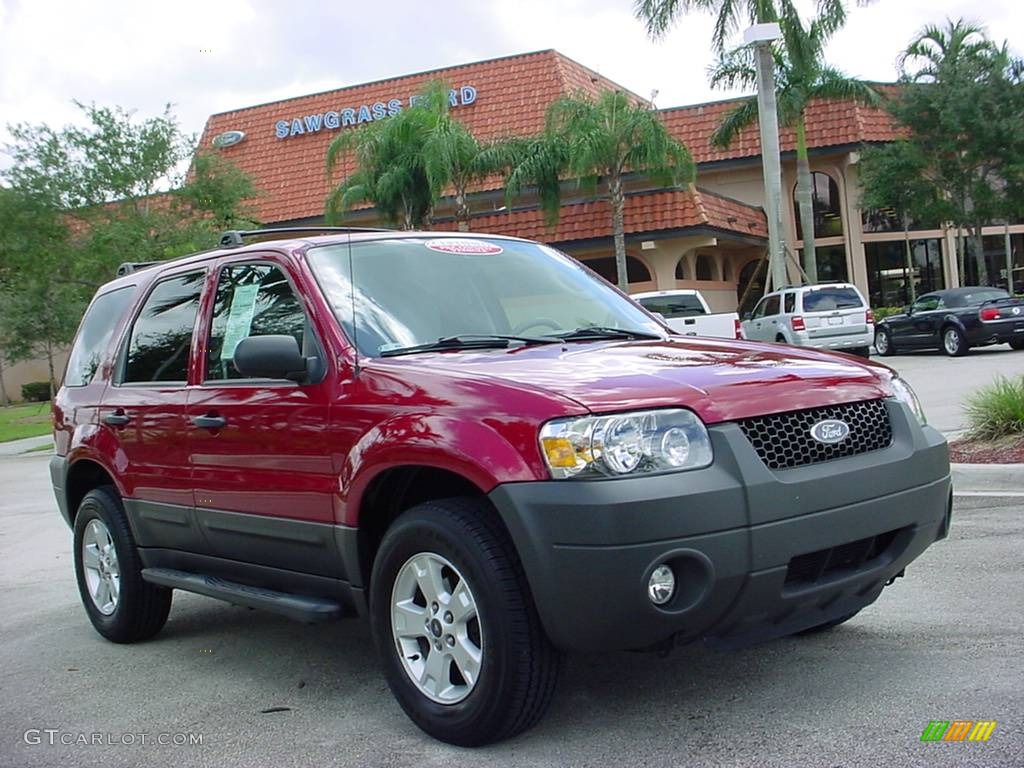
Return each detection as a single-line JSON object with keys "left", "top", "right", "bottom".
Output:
{"left": 326, "top": 82, "right": 503, "bottom": 230}
{"left": 893, "top": 19, "right": 1024, "bottom": 285}
{"left": 634, "top": 0, "right": 861, "bottom": 53}
{"left": 707, "top": 1, "right": 878, "bottom": 281}
{"left": 858, "top": 141, "right": 946, "bottom": 303}
{"left": 505, "top": 90, "right": 694, "bottom": 291}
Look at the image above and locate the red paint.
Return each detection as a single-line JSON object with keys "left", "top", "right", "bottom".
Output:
{"left": 54, "top": 233, "right": 899, "bottom": 530}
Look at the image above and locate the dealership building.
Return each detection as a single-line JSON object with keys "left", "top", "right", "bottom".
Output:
{"left": 198, "top": 49, "right": 1024, "bottom": 313}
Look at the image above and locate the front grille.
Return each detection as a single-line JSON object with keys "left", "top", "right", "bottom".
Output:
{"left": 784, "top": 527, "right": 905, "bottom": 588}
{"left": 738, "top": 399, "right": 892, "bottom": 470}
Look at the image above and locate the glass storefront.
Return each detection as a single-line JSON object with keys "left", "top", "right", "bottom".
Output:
{"left": 963, "top": 233, "right": 1023, "bottom": 292}
{"left": 864, "top": 238, "right": 945, "bottom": 308}
{"left": 797, "top": 245, "right": 849, "bottom": 283}
{"left": 795, "top": 173, "right": 844, "bottom": 240}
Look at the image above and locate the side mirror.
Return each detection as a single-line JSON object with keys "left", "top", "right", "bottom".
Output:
{"left": 742, "top": 312, "right": 752, "bottom": 321}
{"left": 902, "top": 305, "right": 912, "bottom": 315}
{"left": 233, "top": 335, "right": 309, "bottom": 381}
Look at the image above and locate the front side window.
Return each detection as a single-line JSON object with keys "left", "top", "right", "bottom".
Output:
{"left": 123, "top": 273, "right": 204, "bottom": 384}
{"left": 64, "top": 287, "right": 134, "bottom": 386}
{"left": 911, "top": 295, "right": 941, "bottom": 313}
{"left": 307, "top": 237, "right": 661, "bottom": 357}
{"left": 205, "top": 264, "right": 306, "bottom": 380}
{"left": 763, "top": 295, "right": 781, "bottom": 316}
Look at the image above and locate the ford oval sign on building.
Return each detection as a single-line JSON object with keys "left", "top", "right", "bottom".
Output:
{"left": 211, "top": 130, "right": 246, "bottom": 148}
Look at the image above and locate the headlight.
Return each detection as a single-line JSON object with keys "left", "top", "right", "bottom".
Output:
{"left": 539, "top": 408, "right": 713, "bottom": 479}
{"left": 890, "top": 376, "right": 926, "bottom": 426}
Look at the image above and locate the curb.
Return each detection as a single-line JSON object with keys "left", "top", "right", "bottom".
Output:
{"left": 951, "top": 462, "right": 1024, "bottom": 495}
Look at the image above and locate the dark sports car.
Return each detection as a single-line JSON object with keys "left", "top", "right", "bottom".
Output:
{"left": 875, "top": 287, "right": 1024, "bottom": 357}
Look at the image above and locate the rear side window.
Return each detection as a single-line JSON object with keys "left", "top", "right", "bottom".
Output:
{"left": 783, "top": 292, "right": 796, "bottom": 313}
{"left": 638, "top": 295, "right": 706, "bottom": 318}
{"left": 801, "top": 286, "right": 863, "bottom": 312}
{"left": 123, "top": 273, "right": 205, "bottom": 383}
{"left": 205, "top": 264, "right": 306, "bottom": 381}
{"left": 64, "top": 287, "right": 134, "bottom": 387}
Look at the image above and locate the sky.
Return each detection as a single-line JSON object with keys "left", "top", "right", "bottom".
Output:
{"left": 1, "top": 0, "right": 1022, "bottom": 159}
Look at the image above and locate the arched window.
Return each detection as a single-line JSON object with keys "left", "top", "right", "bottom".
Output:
{"left": 795, "top": 172, "right": 844, "bottom": 240}
{"left": 580, "top": 255, "right": 652, "bottom": 284}
{"left": 695, "top": 254, "right": 714, "bottom": 281}
{"left": 675, "top": 256, "right": 690, "bottom": 280}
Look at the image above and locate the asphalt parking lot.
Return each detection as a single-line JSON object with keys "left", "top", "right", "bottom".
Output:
{"left": 872, "top": 343, "right": 1024, "bottom": 435}
{"left": 1, "top": 444, "right": 1021, "bottom": 768}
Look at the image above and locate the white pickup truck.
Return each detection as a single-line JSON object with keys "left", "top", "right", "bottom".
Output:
{"left": 632, "top": 289, "right": 743, "bottom": 340}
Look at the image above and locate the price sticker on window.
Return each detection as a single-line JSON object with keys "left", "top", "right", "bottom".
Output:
{"left": 220, "top": 283, "right": 260, "bottom": 360}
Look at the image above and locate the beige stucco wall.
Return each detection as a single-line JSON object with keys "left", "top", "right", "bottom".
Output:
{"left": 0, "top": 350, "right": 68, "bottom": 403}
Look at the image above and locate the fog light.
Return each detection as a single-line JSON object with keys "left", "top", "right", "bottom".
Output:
{"left": 648, "top": 564, "right": 675, "bottom": 605}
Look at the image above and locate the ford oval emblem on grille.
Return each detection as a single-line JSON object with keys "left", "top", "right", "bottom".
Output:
{"left": 809, "top": 419, "right": 850, "bottom": 444}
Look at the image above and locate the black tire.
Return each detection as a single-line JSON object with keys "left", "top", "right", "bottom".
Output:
{"left": 797, "top": 610, "right": 860, "bottom": 635}
{"left": 73, "top": 486, "right": 172, "bottom": 643}
{"left": 941, "top": 325, "right": 969, "bottom": 357}
{"left": 850, "top": 346, "right": 871, "bottom": 358}
{"left": 1010, "top": 338, "right": 1024, "bottom": 351}
{"left": 369, "top": 497, "right": 560, "bottom": 746}
{"left": 874, "top": 328, "right": 895, "bottom": 356}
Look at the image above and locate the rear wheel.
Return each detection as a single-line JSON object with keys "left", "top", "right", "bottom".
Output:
{"left": 942, "top": 326, "right": 969, "bottom": 357}
{"left": 1010, "top": 338, "right": 1024, "bottom": 351}
{"left": 850, "top": 346, "right": 871, "bottom": 358}
{"left": 369, "top": 498, "right": 559, "bottom": 746}
{"left": 874, "top": 328, "right": 895, "bottom": 356}
{"left": 73, "top": 486, "right": 172, "bottom": 643}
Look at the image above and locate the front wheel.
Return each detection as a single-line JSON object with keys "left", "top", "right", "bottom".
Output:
{"left": 369, "top": 498, "right": 560, "bottom": 746}
{"left": 874, "top": 328, "right": 895, "bottom": 356}
{"left": 942, "top": 326, "right": 969, "bottom": 357}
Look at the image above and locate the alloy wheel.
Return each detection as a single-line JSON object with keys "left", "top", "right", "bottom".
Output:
{"left": 82, "top": 518, "right": 120, "bottom": 616}
{"left": 390, "top": 552, "right": 483, "bottom": 704}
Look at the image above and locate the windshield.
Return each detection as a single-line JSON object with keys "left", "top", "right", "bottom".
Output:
{"left": 801, "top": 286, "right": 863, "bottom": 312}
{"left": 637, "top": 295, "right": 706, "bottom": 318}
{"left": 307, "top": 237, "right": 663, "bottom": 357}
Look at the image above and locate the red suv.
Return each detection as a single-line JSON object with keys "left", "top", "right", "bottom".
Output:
{"left": 51, "top": 229, "right": 952, "bottom": 745}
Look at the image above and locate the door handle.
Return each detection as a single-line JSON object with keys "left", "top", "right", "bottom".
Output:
{"left": 102, "top": 411, "right": 130, "bottom": 427}
{"left": 192, "top": 414, "right": 227, "bottom": 430}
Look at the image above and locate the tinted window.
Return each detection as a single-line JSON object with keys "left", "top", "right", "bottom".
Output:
{"left": 912, "top": 295, "right": 941, "bottom": 313}
{"left": 64, "top": 287, "right": 134, "bottom": 387}
{"left": 638, "top": 295, "right": 706, "bottom": 318}
{"left": 801, "top": 286, "right": 863, "bottom": 312}
{"left": 764, "top": 295, "right": 780, "bottom": 316}
{"left": 206, "top": 264, "right": 306, "bottom": 380}
{"left": 783, "top": 292, "right": 796, "bottom": 313}
{"left": 123, "top": 273, "right": 204, "bottom": 383}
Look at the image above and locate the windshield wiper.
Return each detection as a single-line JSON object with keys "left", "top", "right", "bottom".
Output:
{"left": 379, "top": 334, "right": 556, "bottom": 357}
{"left": 548, "top": 326, "right": 663, "bottom": 342}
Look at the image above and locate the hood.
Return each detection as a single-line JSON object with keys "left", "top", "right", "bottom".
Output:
{"left": 373, "top": 338, "right": 896, "bottom": 424}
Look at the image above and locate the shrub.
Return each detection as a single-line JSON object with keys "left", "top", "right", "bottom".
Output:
{"left": 965, "top": 375, "right": 1024, "bottom": 439}
{"left": 20, "top": 381, "right": 51, "bottom": 402}
{"left": 872, "top": 306, "right": 905, "bottom": 321}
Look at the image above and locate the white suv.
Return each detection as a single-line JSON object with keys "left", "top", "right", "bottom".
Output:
{"left": 742, "top": 283, "right": 874, "bottom": 357}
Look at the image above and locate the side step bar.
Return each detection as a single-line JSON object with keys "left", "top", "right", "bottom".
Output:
{"left": 141, "top": 568, "right": 344, "bottom": 623}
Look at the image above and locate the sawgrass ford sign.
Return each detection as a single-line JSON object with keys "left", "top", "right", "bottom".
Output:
{"left": 274, "top": 85, "right": 478, "bottom": 139}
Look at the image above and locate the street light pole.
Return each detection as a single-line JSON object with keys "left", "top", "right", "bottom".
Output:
{"left": 745, "top": 23, "right": 787, "bottom": 292}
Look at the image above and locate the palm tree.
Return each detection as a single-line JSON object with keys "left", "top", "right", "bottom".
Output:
{"left": 898, "top": 19, "right": 1001, "bottom": 283}
{"left": 707, "top": 2, "right": 879, "bottom": 281}
{"left": 634, "top": 0, "right": 859, "bottom": 52}
{"left": 505, "top": 90, "right": 694, "bottom": 291}
{"left": 326, "top": 81, "right": 504, "bottom": 231}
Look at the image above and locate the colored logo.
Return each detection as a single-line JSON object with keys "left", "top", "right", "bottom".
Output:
{"left": 809, "top": 419, "right": 850, "bottom": 444}
{"left": 920, "top": 720, "right": 997, "bottom": 742}
{"left": 211, "top": 130, "right": 246, "bottom": 148}
{"left": 425, "top": 239, "right": 503, "bottom": 255}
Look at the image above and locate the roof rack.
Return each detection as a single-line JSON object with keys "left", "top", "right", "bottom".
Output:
{"left": 218, "top": 226, "right": 392, "bottom": 248}
{"left": 116, "top": 261, "right": 161, "bottom": 276}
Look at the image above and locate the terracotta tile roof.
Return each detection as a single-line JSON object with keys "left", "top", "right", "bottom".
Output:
{"left": 432, "top": 187, "right": 766, "bottom": 244}
{"left": 197, "top": 50, "right": 631, "bottom": 225}
{"left": 660, "top": 86, "right": 904, "bottom": 165}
